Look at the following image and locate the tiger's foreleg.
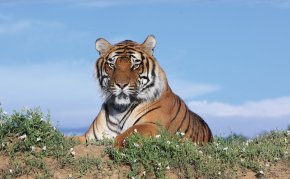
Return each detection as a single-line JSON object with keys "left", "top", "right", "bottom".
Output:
{"left": 73, "top": 108, "right": 108, "bottom": 144}
{"left": 114, "top": 123, "right": 158, "bottom": 149}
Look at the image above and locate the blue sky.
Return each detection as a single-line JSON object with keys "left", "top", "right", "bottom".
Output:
{"left": 0, "top": 0, "right": 290, "bottom": 137}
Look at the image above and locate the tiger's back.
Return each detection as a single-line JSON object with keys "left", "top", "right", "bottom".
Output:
{"left": 83, "top": 35, "right": 213, "bottom": 147}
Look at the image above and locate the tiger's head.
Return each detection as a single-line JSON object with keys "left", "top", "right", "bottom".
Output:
{"left": 95, "top": 35, "right": 166, "bottom": 110}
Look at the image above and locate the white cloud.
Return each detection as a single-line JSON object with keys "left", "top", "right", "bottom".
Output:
{"left": 0, "top": 15, "right": 65, "bottom": 35}
{"left": 189, "top": 96, "right": 290, "bottom": 118}
{"left": 169, "top": 79, "right": 221, "bottom": 99}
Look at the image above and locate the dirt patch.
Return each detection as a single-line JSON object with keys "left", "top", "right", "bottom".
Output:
{"left": 1, "top": 144, "right": 289, "bottom": 178}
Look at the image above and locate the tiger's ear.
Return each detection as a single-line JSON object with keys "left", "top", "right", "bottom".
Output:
{"left": 95, "top": 38, "right": 112, "bottom": 55}
{"left": 142, "top": 35, "right": 156, "bottom": 54}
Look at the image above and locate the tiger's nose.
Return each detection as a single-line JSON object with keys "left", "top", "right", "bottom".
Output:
{"left": 116, "top": 82, "right": 128, "bottom": 89}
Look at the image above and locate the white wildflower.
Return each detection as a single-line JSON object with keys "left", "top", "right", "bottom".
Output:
{"left": 176, "top": 144, "right": 179, "bottom": 148}
{"left": 121, "top": 153, "right": 126, "bottom": 156}
{"left": 36, "top": 137, "right": 41, "bottom": 142}
{"left": 166, "top": 141, "right": 171, "bottom": 144}
{"left": 9, "top": 169, "right": 13, "bottom": 173}
{"left": 223, "top": 147, "right": 228, "bottom": 151}
{"left": 3, "top": 111, "right": 7, "bottom": 115}
{"left": 133, "top": 159, "right": 137, "bottom": 162}
{"left": 18, "top": 134, "right": 27, "bottom": 140}
{"left": 53, "top": 126, "right": 57, "bottom": 130}
{"left": 180, "top": 132, "right": 185, "bottom": 136}
{"left": 142, "top": 171, "right": 146, "bottom": 176}
{"left": 240, "top": 158, "right": 245, "bottom": 162}
{"left": 265, "top": 163, "right": 270, "bottom": 167}
{"left": 155, "top": 134, "right": 161, "bottom": 138}
{"left": 71, "top": 151, "right": 76, "bottom": 156}
{"left": 158, "top": 163, "right": 161, "bottom": 166}
{"left": 218, "top": 171, "right": 221, "bottom": 175}
{"left": 42, "top": 146, "right": 47, "bottom": 151}
{"left": 2, "top": 143, "right": 5, "bottom": 147}
{"left": 258, "top": 170, "right": 264, "bottom": 175}
{"left": 70, "top": 148, "right": 76, "bottom": 156}
{"left": 166, "top": 166, "right": 170, "bottom": 170}
{"left": 198, "top": 150, "right": 203, "bottom": 155}
{"left": 133, "top": 143, "right": 140, "bottom": 148}
{"left": 131, "top": 177, "right": 135, "bottom": 179}
{"left": 31, "top": 146, "right": 36, "bottom": 152}
{"left": 133, "top": 129, "right": 138, "bottom": 133}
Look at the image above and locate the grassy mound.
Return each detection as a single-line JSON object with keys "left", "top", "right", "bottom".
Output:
{"left": 0, "top": 108, "right": 289, "bottom": 178}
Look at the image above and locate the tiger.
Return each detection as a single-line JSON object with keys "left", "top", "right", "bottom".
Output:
{"left": 78, "top": 35, "right": 213, "bottom": 147}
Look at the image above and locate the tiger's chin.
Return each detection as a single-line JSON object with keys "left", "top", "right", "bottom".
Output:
{"left": 113, "top": 95, "right": 131, "bottom": 111}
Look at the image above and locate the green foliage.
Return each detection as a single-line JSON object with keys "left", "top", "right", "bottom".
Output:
{"left": 0, "top": 107, "right": 76, "bottom": 158}
{"left": 108, "top": 129, "right": 290, "bottom": 178}
{"left": 0, "top": 107, "right": 102, "bottom": 178}
{"left": 0, "top": 107, "right": 289, "bottom": 178}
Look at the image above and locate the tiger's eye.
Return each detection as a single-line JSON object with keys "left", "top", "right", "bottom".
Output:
{"left": 108, "top": 63, "right": 114, "bottom": 68}
{"left": 133, "top": 64, "right": 139, "bottom": 69}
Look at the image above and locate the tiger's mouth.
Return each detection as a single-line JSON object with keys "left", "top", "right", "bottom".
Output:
{"left": 117, "top": 92, "right": 128, "bottom": 99}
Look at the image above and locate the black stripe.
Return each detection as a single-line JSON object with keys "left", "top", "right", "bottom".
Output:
{"left": 100, "top": 59, "right": 105, "bottom": 75}
{"left": 113, "top": 51, "right": 124, "bottom": 55}
{"left": 139, "top": 76, "right": 149, "bottom": 80}
{"left": 176, "top": 108, "right": 188, "bottom": 131}
{"left": 146, "top": 58, "right": 150, "bottom": 79}
{"left": 104, "top": 104, "right": 120, "bottom": 134}
{"left": 100, "top": 75, "right": 108, "bottom": 87}
{"left": 139, "top": 63, "right": 144, "bottom": 74}
{"left": 112, "top": 54, "right": 120, "bottom": 58}
{"left": 96, "top": 61, "right": 100, "bottom": 78}
{"left": 189, "top": 122, "right": 194, "bottom": 139}
{"left": 92, "top": 119, "right": 98, "bottom": 140}
{"left": 184, "top": 115, "right": 191, "bottom": 134}
{"left": 133, "top": 106, "right": 161, "bottom": 125}
{"left": 143, "top": 121, "right": 158, "bottom": 125}
{"left": 170, "top": 97, "right": 181, "bottom": 122}
{"left": 190, "top": 122, "right": 195, "bottom": 139}
{"left": 120, "top": 103, "right": 139, "bottom": 130}
{"left": 151, "top": 60, "right": 156, "bottom": 77}
{"left": 141, "top": 80, "right": 155, "bottom": 91}
{"left": 121, "top": 47, "right": 137, "bottom": 51}
{"left": 136, "top": 100, "right": 160, "bottom": 115}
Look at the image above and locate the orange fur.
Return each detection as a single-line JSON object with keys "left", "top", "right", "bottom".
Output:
{"left": 80, "top": 35, "right": 213, "bottom": 147}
